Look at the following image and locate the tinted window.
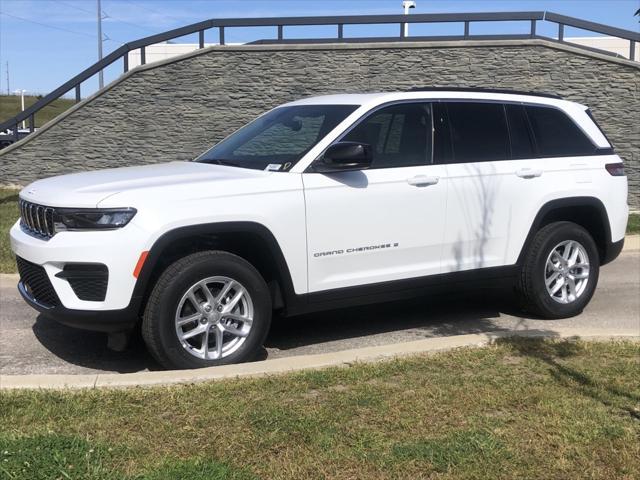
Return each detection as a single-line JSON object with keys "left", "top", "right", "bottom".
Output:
{"left": 445, "top": 102, "right": 510, "bottom": 163}
{"left": 197, "top": 104, "right": 358, "bottom": 170}
{"left": 342, "top": 103, "right": 431, "bottom": 168}
{"left": 505, "top": 104, "right": 535, "bottom": 159}
{"left": 525, "top": 105, "right": 596, "bottom": 157}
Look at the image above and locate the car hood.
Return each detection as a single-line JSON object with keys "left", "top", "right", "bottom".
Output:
{"left": 19, "top": 161, "right": 268, "bottom": 208}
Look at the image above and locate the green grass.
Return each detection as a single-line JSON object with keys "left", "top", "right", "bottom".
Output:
{"left": 626, "top": 212, "right": 640, "bottom": 234}
{"left": 1, "top": 339, "right": 639, "bottom": 479}
{"left": 0, "top": 94, "right": 75, "bottom": 128}
{"left": 0, "top": 186, "right": 638, "bottom": 274}
{"left": 0, "top": 189, "right": 19, "bottom": 272}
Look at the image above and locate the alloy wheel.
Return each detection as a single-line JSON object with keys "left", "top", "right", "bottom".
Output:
{"left": 174, "top": 276, "right": 253, "bottom": 360}
{"left": 544, "top": 240, "right": 590, "bottom": 304}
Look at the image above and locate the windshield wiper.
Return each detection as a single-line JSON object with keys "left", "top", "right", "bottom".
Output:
{"left": 206, "top": 159, "right": 242, "bottom": 168}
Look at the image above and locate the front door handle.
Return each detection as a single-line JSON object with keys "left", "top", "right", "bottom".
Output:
{"left": 407, "top": 175, "right": 439, "bottom": 187}
{"left": 516, "top": 168, "right": 543, "bottom": 179}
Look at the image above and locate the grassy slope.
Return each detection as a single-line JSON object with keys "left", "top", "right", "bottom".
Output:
{"left": 0, "top": 95, "right": 75, "bottom": 128}
{"left": 1, "top": 339, "right": 639, "bottom": 479}
{"left": 0, "top": 189, "right": 19, "bottom": 272}
{"left": 0, "top": 186, "right": 638, "bottom": 273}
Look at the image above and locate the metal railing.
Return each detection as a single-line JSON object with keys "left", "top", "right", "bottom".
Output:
{"left": 1, "top": 11, "right": 638, "bottom": 142}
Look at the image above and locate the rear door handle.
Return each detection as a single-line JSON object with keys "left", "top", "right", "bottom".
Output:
{"left": 407, "top": 175, "right": 439, "bottom": 187}
{"left": 515, "top": 168, "right": 543, "bottom": 179}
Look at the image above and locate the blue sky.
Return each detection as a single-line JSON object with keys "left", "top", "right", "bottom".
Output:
{"left": 0, "top": 0, "right": 639, "bottom": 97}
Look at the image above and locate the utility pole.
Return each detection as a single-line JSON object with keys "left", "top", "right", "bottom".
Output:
{"left": 97, "top": 0, "right": 104, "bottom": 89}
{"left": 5, "top": 62, "right": 9, "bottom": 96}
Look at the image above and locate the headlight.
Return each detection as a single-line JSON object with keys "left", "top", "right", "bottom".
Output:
{"left": 54, "top": 208, "right": 137, "bottom": 232}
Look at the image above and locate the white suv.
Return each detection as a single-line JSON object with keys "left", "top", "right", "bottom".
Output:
{"left": 10, "top": 88, "right": 628, "bottom": 369}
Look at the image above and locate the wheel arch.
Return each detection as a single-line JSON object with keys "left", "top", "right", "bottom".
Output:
{"left": 517, "top": 196, "right": 617, "bottom": 266}
{"left": 130, "top": 222, "right": 300, "bottom": 317}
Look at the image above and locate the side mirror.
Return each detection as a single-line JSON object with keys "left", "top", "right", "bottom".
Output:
{"left": 314, "top": 141, "right": 372, "bottom": 172}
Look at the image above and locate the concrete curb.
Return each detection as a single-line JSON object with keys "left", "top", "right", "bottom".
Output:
{"left": 623, "top": 234, "right": 640, "bottom": 251}
{"left": 1, "top": 328, "right": 637, "bottom": 390}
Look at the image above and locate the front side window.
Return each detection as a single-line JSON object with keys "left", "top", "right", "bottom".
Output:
{"left": 341, "top": 103, "right": 432, "bottom": 168}
{"left": 197, "top": 104, "right": 358, "bottom": 170}
{"left": 525, "top": 105, "right": 596, "bottom": 157}
{"left": 443, "top": 102, "right": 510, "bottom": 163}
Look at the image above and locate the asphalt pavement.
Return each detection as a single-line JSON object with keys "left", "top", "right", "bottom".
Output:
{"left": 1, "top": 251, "right": 638, "bottom": 375}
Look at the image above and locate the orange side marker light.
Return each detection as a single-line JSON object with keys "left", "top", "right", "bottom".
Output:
{"left": 133, "top": 251, "right": 149, "bottom": 278}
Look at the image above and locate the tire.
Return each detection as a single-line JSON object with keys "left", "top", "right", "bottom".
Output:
{"left": 517, "top": 221, "right": 600, "bottom": 319}
{"left": 141, "top": 250, "right": 272, "bottom": 370}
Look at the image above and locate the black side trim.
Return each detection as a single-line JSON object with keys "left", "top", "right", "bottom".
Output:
{"left": 516, "top": 197, "right": 617, "bottom": 266}
{"left": 132, "top": 221, "right": 303, "bottom": 314}
{"left": 603, "top": 238, "right": 624, "bottom": 265}
{"left": 287, "top": 265, "right": 520, "bottom": 316}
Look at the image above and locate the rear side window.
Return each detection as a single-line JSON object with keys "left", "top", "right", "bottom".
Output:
{"left": 525, "top": 105, "right": 596, "bottom": 157}
{"left": 505, "top": 104, "right": 535, "bottom": 159}
{"left": 342, "top": 103, "right": 432, "bottom": 168}
{"left": 444, "top": 102, "right": 510, "bottom": 163}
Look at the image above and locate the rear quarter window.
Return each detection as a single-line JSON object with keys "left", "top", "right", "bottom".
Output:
{"left": 525, "top": 105, "right": 596, "bottom": 157}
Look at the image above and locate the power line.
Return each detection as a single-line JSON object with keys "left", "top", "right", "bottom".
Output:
{"left": 102, "top": 11, "right": 159, "bottom": 34}
{"left": 54, "top": 0, "right": 94, "bottom": 15}
{"left": 120, "top": 0, "right": 184, "bottom": 23}
{"left": 1, "top": 10, "right": 126, "bottom": 44}
{"left": 1, "top": 11, "right": 96, "bottom": 38}
{"left": 54, "top": 0, "right": 174, "bottom": 38}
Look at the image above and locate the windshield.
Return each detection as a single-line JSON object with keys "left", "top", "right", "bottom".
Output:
{"left": 196, "top": 104, "right": 358, "bottom": 171}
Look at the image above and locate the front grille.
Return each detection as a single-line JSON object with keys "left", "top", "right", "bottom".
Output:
{"left": 16, "top": 256, "right": 61, "bottom": 307}
{"left": 58, "top": 264, "right": 109, "bottom": 302}
{"left": 19, "top": 199, "right": 55, "bottom": 239}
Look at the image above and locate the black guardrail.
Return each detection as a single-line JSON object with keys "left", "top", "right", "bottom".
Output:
{"left": 1, "top": 10, "right": 638, "bottom": 142}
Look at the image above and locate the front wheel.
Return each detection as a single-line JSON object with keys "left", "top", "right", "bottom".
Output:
{"left": 517, "top": 221, "right": 600, "bottom": 319}
{"left": 142, "top": 251, "right": 272, "bottom": 370}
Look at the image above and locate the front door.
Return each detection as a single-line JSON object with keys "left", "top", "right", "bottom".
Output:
{"left": 302, "top": 102, "right": 448, "bottom": 293}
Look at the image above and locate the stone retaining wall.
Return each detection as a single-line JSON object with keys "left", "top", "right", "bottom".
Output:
{"left": 1, "top": 39, "right": 638, "bottom": 206}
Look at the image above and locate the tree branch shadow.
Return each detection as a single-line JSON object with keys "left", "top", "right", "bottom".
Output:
{"left": 497, "top": 337, "right": 640, "bottom": 420}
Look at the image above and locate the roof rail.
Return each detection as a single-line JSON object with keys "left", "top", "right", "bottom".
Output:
{"left": 407, "top": 86, "right": 563, "bottom": 99}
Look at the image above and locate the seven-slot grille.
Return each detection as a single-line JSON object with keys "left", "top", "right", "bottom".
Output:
{"left": 19, "top": 199, "right": 55, "bottom": 238}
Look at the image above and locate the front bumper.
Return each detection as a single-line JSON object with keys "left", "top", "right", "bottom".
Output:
{"left": 10, "top": 220, "right": 150, "bottom": 332}
{"left": 17, "top": 279, "right": 139, "bottom": 332}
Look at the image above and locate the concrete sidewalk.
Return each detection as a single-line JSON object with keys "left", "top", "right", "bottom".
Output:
{"left": 1, "top": 327, "right": 637, "bottom": 390}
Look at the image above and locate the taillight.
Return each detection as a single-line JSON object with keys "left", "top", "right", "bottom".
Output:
{"left": 605, "top": 163, "right": 625, "bottom": 176}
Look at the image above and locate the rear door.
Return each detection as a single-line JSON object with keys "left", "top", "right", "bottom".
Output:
{"left": 436, "top": 101, "right": 542, "bottom": 272}
{"left": 438, "top": 100, "right": 605, "bottom": 273}
{"left": 302, "top": 102, "right": 448, "bottom": 293}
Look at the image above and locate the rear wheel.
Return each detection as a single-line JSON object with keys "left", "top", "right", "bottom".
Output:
{"left": 518, "top": 221, "right": 599, "bottom": 319}
{"left": 142, "top": 251, "right": 271, "bottom": 369}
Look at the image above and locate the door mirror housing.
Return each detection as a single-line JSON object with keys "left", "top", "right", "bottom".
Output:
{"left": 314, "top": 141, "right": 372, "bottom": 172}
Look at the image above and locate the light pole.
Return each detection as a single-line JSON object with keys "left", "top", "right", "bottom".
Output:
{"left": 14, "top": 89, "right": 26, "bottom": 130}
{"left": 402, "top": 1, "right": 416, "bottom": 37}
